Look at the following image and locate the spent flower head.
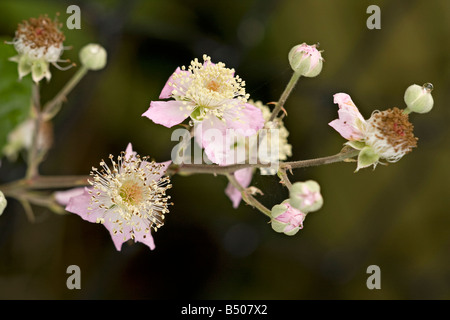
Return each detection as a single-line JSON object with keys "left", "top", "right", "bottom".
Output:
{"left": 329, "top": 93, "right": 419, "bottom": 171}
{"left": 8, "top": 14, "right": 71, "bottom": 82}
{"left": 66, "top": 144, "right": 172, "bottom": 251}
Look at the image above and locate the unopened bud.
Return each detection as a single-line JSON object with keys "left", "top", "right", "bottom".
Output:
{"left": 404, "top": 83, "right": 434, "bottom": 114}
{"left": 288, "top": 43, "right": 323, "bottom": 77}
{"left": 271, "top": 200, "right": 306, "bottom": 236}
{"left": 79, "top": 43, "right": 107, "bottom": 71}
{"left": 289, "top": 180, "right": 323, "bottom": 212}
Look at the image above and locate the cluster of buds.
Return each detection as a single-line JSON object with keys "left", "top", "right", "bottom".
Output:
{"left": 271, "top": 180, "right": 323, "bottom": 236}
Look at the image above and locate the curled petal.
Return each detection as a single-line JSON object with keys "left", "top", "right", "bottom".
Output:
{"left": 329, "top": 93, "right": 366, "bottom": 141}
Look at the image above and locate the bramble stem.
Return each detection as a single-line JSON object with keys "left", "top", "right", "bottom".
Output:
{"left": 278, "top": 169, "right": 293, "bottom": 190}
{"left": 172, "top": 147, "right": 359, "bottom": 175}
{"left": 268, "top": 71, "right": 301, "bottom": 122}
{"left": 0, "top": 148, "right": 359, "bottom": 213}
{"left": 226, "top": 173, "right": 272, "bottom": 217}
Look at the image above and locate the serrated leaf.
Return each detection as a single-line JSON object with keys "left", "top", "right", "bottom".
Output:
{"left": 0, "top": 37, "right": 33, "bottom": 159}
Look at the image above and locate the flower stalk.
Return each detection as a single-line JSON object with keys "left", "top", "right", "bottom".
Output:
{"left": 226, "top": 173, "right": 271, "bottom": 217}
{"left": 268, "top": 71, "right": 301, "bottom": 122}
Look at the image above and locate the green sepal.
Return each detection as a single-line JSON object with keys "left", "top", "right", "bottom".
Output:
{"left": 356, "top": 146, "right": 380, "bottom": 172}
{"left": 345, "top": 140, "right": 366, "bottom": 150}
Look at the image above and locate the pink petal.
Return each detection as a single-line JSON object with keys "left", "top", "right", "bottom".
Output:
{"left": 223, "top": 102, "right": 265, "bottom": 136}
{"left": 329, "top": 93, "right": 366, "bottom": 141}
{"left": 55, "top": 187, "right": 86, "bottom": 206}
{"left": 142, "top": 100, "right": 192, "bottom": 128}
{"left": 132, "top": 223, "right": 156, "bottom": 250}
{"left": 98, "top": 211, "right": 132, "bottom": 251}
{"left": 125, "top": 143, "right": 137, "bottom": 160}
{"left": 194, "top": 116, "right": 228, "bottom": 164}
{"left": 225, "top": 168, "right": 254, "bottom": 208}
{"left": 159, "top": 67, "right": 191, "bottom": 99}
{"left": 65, "top": 187, "right": 103, "bottom": 223}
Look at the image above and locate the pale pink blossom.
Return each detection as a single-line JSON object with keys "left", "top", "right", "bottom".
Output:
{"left": 142, "top": 55, "right": 264, "bottom": 165}
{"left": 65, "top": 143, "right": 172, "bottom": 251}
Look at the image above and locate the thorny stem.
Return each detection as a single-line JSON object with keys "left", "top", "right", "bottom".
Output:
{"left": 225, "top": 173, "right": 272, "bottom": 217}
{"left": 268, "top": 71, "right": 301, "bottom": 122}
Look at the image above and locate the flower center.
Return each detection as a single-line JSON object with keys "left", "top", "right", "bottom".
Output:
{"left": 206, "top": 79, "right": 221, "bottom": 92}
{"left": 119, "top": 180, "right": 144, "bottom": 206}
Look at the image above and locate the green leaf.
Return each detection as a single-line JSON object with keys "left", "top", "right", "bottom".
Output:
{"left": 0, "top": 37, "right": 33, "bottom": 158}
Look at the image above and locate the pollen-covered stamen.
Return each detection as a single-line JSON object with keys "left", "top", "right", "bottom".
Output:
{"left": 87, "top": 151, "right": 172, "bottom": 235}
{"left": 365, "top": 107, "right": 418, "bottom": 162}
{"left": 170, "top": 55, "right": 249, "bottom": 119}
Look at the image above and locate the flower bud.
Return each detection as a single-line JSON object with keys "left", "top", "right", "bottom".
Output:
{"left": 79, "top": 43, "right": 107, "bottom": 70}
{"left": 288, "top": 43, "right": 323, "bottom": 77}
{"left": 271, "top": 200, "right": 306, "bottom": 236}
{"left": 289, "top": 180, "right": 323, "bottom": 212}
{"left": 0, "top": 191, "right": 7, "bottom": 216}
{"left": 404, "top": 83, "right": 434, "bottom": 114}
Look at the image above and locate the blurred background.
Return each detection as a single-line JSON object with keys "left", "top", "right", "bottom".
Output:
{"left": 0, "top": 0, "right": 449, "bottom": 299}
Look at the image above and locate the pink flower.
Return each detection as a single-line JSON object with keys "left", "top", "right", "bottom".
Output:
{"left": 271, "top": 201, "right": 306, "bottom": 236}
{"left": 328, "top": 93, "right": 366, "bottom": 141}
{"left": 142, "top": 55, "right": 264, "bottom": 165}
{"left": 65, "top": 143, "right": 172, "bottom": 251}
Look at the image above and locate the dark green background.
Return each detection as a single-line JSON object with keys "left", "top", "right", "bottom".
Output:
{"left": 0, "top": 0, "right": 449, "bottom": 299}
